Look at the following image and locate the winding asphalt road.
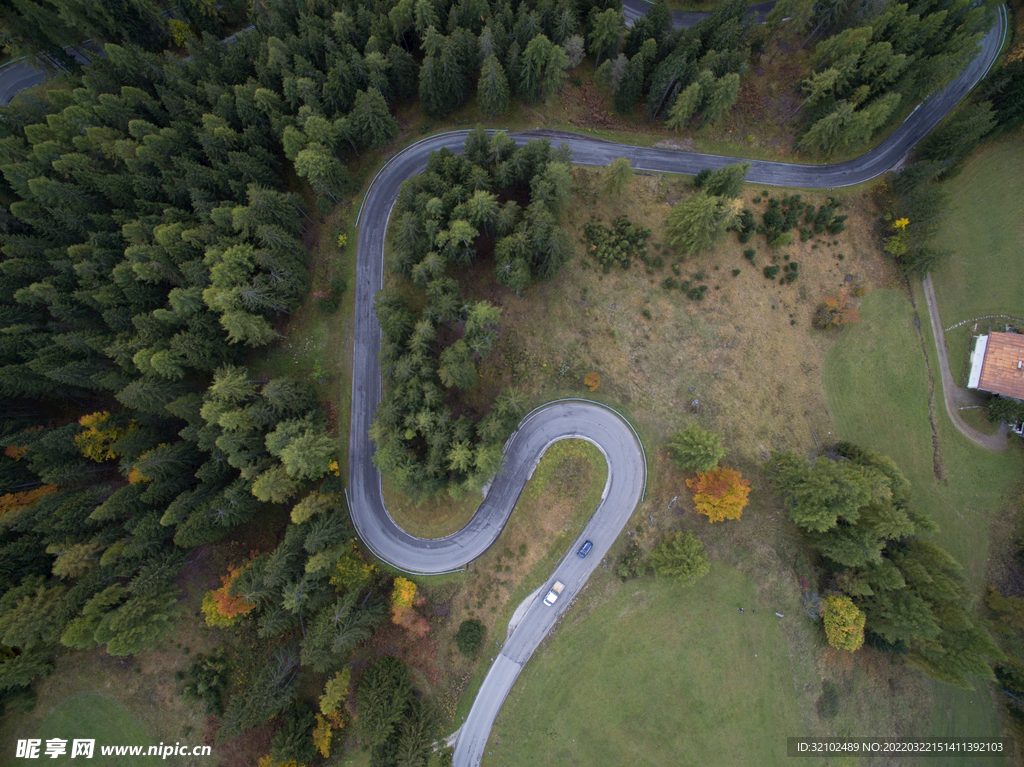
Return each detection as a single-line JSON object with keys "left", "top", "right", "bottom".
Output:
{"left": 0, "top": 5, "right": 1006, "bottom": 765}
{"left": 345, "top": 7, "right": 1006, "bottom": 766}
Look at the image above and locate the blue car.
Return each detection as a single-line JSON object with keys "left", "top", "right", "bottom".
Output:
{"left": 577, "top": 540, "right": 593, "bottom": 558}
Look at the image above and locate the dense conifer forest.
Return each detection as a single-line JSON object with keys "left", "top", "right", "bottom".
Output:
{"left": 0, "top": 0, "right": 1020, "bottom": 763}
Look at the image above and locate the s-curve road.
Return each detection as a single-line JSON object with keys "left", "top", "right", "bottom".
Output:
{"left": 348, "top": 10, "right": 1005, "bottom": 766}
{"left": 346, "top": 10, "right": 1014, "bottom": 767}
{"left": 349, "top": 5, "right": 1006, "bottom": 576}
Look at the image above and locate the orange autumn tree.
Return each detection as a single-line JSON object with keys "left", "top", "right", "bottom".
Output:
{"left": 202, "top": 558, "right": 258, "bottom": 628}
{"left": 685, "top": 466, "right": 751, "bottom": 522}
{"left": 0, "top": 484, "right": 58, "bottom": 519}
{"left": 4, "top": 445, "right": 27, "bottom": 461}
{"left": 814, "top": 289, "right": 860, "bottom": 329}
{"left": 390, "top": 576, "right": 430, "bottom": 640}
{"left": 584, "top": 371, "right": 601, "bottom": 391}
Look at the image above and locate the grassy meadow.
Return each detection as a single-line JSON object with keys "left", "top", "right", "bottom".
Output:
{"left": 823, "top": 289, "right": 1021, "bottom": 585}
{"left": 929, "top": 137, "right": 1024, "bottom": 328}
{"left": 823, "top": 289, "right": 1018, "bottom": 760}
{"left": 487, "top": 566, "right": 803, "bottom": 767}
{"left": 928, "top": 135, "right": 1024, "bottom": 387}
{"left": 1, "top": 694, "right": 150, "bottom": 767}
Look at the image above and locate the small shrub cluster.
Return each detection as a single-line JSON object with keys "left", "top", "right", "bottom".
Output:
{"left": 455, "top": 618, "right": 486, "bottom": 657}
{"left": 617, "top": 539, "right": 645, "bottom": 581}
{"left": 810, "top": 200, "right": 848, "bottom": 235}
{"left": 814, "top": 289, "right": 860, "bottom": 329}
{"left": 583, "top": 215, "right": 651, "bottom": 272}
{"left": 662, "top": 276, "right": 709, "bottom": 300}
{"left": 763, "top": 259, "right": 798, "bottom": 284}
{"left": 179, "top": 649, "right": 231, "bottom": 716}
{"left": 732, "top": 208, "right": 758, "bottom": 243}
{"left": 316, "top": 275, "right": 347, "bottom": 314}
{"left": 755, "top": 194, "right": 847, "bottom": 248}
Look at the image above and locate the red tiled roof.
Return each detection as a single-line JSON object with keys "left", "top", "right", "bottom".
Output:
{"left": 978, "top": 332, "right": 1024, "bottom": 400}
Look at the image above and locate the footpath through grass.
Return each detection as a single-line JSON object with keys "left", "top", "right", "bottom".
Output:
{"left": 486, "top": 565, "right": 802, "bottom": 767}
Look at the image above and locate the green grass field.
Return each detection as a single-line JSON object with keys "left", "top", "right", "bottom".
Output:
{"left": 823, "top": 288, "right": 1018, "bottom": 756}
{"left": 823, "top": 289, "right": 1019, "bottom": 585}
{"left": 929, "top": 137, "right": 1024, "bottom": 329}
{"left": 486, "top": 565, "right": 803, "bottom": 767}
{"left": 2, "top": 693, "right": 150, "bottom": 767}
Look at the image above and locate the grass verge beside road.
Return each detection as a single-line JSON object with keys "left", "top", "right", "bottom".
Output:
{"left": 427, "top": 439, "right": 610, "bottom": 726}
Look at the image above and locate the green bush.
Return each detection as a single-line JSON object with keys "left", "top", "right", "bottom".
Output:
{"left": 987, "top": 396, "right": 1024, "bottom": 425}
{"left": 455, "top": 619, "right": 486, "bottom": 657}
{"left": 329, "top": 275, "right": 347, "bottom": 293}
{"left": 181, "top": 649, "right": 231, "bottom": 716}
{"left": 668, "top": 423, "right": 726, "bottom": 471}
{"left": 317, "top": 296, "right": 340, "bottom": 314}
{"left": 763, "top": 265, "right": 781, "bottom": 279}
{"left": 649, "top": 531, "right": 709, "bottom": 584}
{"left": 816, "top": 680, "right": 840, "bottom": 719}
{"left": 617, "top": 539, "right": 645, "bottom": 581}
{"left": 826, "top": 217, "right": 847, "bottom": 234}
{"left": 763, "top": 200, "right": 786, "bottom": 231}
{"left": 583, "top": 215, "right": 652, "bottom": 272}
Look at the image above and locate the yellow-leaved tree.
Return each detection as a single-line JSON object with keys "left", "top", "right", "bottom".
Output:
{"left": 822, "top": 595, "right": 865, "bottom": 651}
{"left": 74, "top": 411, "right": 137, "bottom": 462}
{"left": 685, "top": 466, "right": 751, "bottom": 522}
{"left": 391, "top": 576, "right": 430, "bottom": 639}
{"left": 312, "top": 667, "right": 350, "bottom": 756}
